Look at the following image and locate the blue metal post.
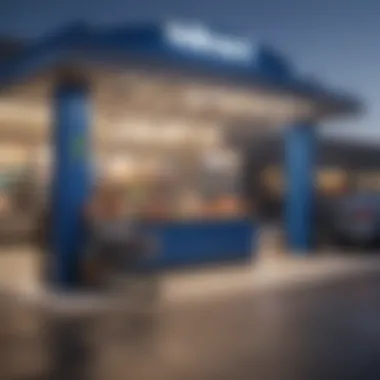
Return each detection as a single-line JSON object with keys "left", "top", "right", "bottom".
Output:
{"left": 51, "top": 78, "right": 92, "bottom": 289}
{"left": 285, "top": 124, "right": 316, "bottom": 253}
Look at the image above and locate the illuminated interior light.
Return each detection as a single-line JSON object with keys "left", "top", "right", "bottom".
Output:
{"left": 107, "top": 155, "right": 136, "bottom": 179}
{"left": 0, "top": 70, "right": 320, "bottom": 161}
{"left": 0, "top": 100, "right": 50, "bottom": 126}
{"left": 0, "top": 144, "right": 29, "bottom": 165}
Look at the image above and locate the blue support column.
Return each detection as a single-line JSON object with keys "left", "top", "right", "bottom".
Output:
{"left": 51, "top": 78, "right": 92, "bottom": 289}
{"left": 285, "top": 124, "right": 316, "bottom": 253}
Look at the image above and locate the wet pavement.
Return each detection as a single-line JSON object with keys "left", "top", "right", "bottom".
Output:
{"left": 5, "top": 273, "right": 380, "bottom": 380}
{"left": 40, "top": 274, "right": 380, "bottom": 380}
{"left": 153, "top": 274, "right": 380, "bottom": 380}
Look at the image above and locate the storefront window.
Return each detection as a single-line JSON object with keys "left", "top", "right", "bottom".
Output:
{"left": 259, "top": 166, "right": 349, "bottom": 199}
{"left": 261, "top": 166, "right": 283, "bottom": 196}
{"left": 317, "top": 169, "right": 347, "bottom": 196}
{"left": 356, "top": 172, "right": 380, "bottom": 192}
{"left": 93, "top": 142, "right": 246, "bottom": 220}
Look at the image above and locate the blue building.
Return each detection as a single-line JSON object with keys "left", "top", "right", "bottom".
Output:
{"left": 0, "top": 21, "right": 361, "bottom": 287}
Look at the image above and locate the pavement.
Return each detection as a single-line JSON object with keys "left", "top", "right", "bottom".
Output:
{"left": 163, "top": 253, "right": 380, "bottom": 304}
{"left": 1, "top": 246, "right": 380, "bottom": 305}
{"left": 150, "top": 273, "right": 380, "bottom": 380}
{"left": 2, "top": 247, "right": 380, "bottom": 379}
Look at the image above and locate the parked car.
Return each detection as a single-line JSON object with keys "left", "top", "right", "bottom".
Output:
{"left": 317, "top": 192, "right": 380, "bottom": 248}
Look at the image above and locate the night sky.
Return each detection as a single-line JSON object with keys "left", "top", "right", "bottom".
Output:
{"left": 0, "top": 0, "right": 378, "bottom": 143}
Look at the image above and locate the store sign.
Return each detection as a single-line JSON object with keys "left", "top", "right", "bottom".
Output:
{"left": 164, "top": 22, "right": 255, "bottom": 65}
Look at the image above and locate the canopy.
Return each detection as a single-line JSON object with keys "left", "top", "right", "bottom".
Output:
{"left": 0, "top": 21, "right": 360, "bottom": 127}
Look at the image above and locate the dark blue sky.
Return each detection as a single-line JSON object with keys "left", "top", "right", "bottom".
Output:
{"left": 0, "top": 0, "right": 379, "bottom": 143}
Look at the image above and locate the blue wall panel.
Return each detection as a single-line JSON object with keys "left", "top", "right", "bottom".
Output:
{"left": 143, "top": 219, "right": 255, "bottom": 269}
